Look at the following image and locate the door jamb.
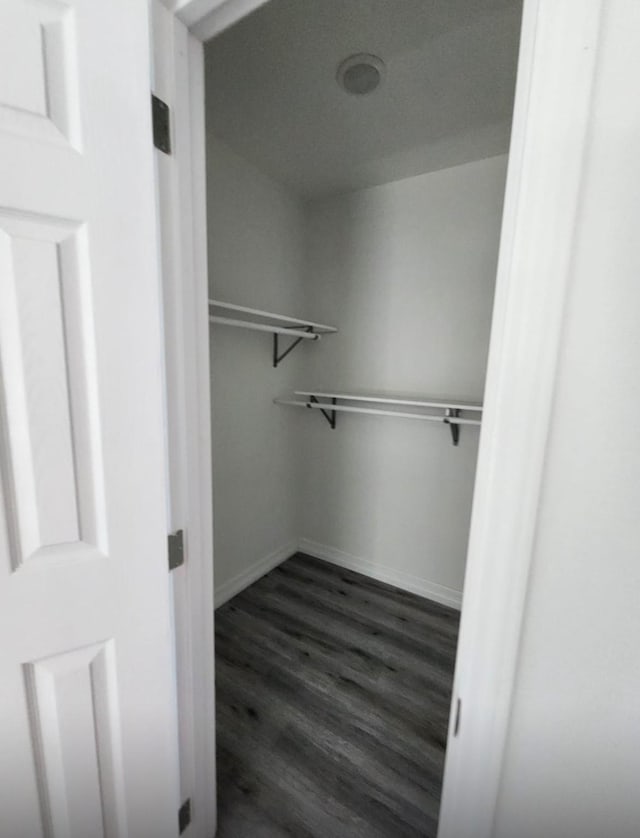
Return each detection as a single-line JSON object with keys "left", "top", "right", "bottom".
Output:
{"left": 154, "top": 4, "right": 268, "bottom": 837}
{"left": 161, "top": 1, "right": 605, "bottom": 836}
{"left": 152, "top": 5, "right": 220, "bottom": 838}
{"left": 437, "top": 2, "right": 603, "bottom": 836}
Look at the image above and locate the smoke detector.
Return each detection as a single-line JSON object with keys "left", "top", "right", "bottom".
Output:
{"left": 337, "top": 53, "right": 385, "bottom": 96}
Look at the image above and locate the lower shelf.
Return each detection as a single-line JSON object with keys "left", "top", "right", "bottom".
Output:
{"left": 274, "top": 390, "right": 482, "bottom": 446}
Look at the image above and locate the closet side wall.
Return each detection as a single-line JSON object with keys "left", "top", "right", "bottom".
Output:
{"left": 299, "top": 155, "right": 508, "bottom": 603}
{"left": 207, "top": 137, "right": 305, "bottom": 603}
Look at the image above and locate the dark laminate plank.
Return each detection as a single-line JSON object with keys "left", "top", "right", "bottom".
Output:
{"left": 216, "top": 595, "right": 452, "bottom": 756}
{"left": 276, "top": 558, "right": 459, "bottom": 640}
{"left": 232, "top": 585, "right": 455, "bottom": 703}
{"left": 215, "top": 552, "right": 459, "bottom": 838}
{"left": 215, "top": 640, "right": 442, "bottom": 817}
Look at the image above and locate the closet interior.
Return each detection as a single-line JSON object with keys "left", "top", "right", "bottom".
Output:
{"left": 204, "top": 1, "right": 522, "bottom": 834}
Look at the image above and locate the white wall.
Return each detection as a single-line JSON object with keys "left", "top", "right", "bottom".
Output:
{"left": 298, "top": 156, "right": 508, "bottom": 603}
{"left": 494, "top": 3, "right": 640, "bottom": 835}
{"left": 206, "top": 137, "right": 306, "bottom": 601}
{"left": 207, "top": 145, "right": 507, "bottom": 606}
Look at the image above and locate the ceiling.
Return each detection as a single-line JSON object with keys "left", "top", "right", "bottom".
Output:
{"left": 204, "top": 0, "right": 522, "bottom": 198}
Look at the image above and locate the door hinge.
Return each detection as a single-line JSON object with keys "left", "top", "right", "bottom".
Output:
{"left": 178, "top": 797, "right": 191, "bottom": 834}
{"left": 453, "top": 697, "right": 462, "bottom": 736}
{"left": 168, "top": 529, "right": 184, "bottom": 571}
{"left": 151, "top": 93, "right": 171, "bottom": 154}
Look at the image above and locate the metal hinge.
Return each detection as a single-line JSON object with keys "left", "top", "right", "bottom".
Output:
{"left": 151, "top": 93, "right": 171, "bottom": 154}
{"left": 453, "top": 697, "right": 462, "bottom": 736}
{"left": 168, "top": 529, "right": 184, "bottom": 571}
{"left": 178, "top": 798, "right": 191, "bottom": 834}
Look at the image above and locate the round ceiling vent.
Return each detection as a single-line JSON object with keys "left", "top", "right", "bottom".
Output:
{"left": 337, "top": 53, "right": 385, "bottom": 96}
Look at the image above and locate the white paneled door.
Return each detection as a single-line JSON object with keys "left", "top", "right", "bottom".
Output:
{"left": 0, "top": 2, "right": 180, "bottom": 838}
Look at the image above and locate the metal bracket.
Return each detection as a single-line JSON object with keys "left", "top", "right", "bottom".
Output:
{"left": 273, "top": 326, "right": 318, "bottom": 367}
{"left": 308, "top": 395, "right": 337, "bottom": 429}
{"left": 151, "top": 94, "right": 171, "bottom": 155}
{"left": 444, "top": 408, "right": 460, "bottom": 446}
{"left": 168, "top": 529, "right": 184, "bottom": 571}
{"left": 178, "top": 798, "right": 191, "bottom": 834}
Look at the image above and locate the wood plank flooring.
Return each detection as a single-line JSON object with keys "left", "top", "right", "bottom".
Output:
{"left": 215, "top": 553, "right": 460, "bottom": 837}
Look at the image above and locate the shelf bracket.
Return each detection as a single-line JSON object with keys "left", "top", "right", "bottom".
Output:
{"left": 308, "top": 395, "right": 337, "bottom": 429}
{"left": 273, "top": 326, "right": 317, "bottom": 367}
{"left": 444, "top": 408, "right": 460, "bottom": 446}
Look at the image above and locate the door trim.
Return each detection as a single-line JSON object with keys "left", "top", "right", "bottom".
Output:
{"left": 438, "top": 2, "right": 603, "bottom": 836}
{"left": 152, "top": 4, "right": 216, "bottom": 837}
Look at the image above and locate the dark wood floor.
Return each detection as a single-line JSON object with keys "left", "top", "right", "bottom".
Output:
{"left": 215, "top": 553, "right": 460, "bottom": 837}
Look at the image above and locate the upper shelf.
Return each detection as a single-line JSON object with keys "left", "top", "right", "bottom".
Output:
{"left": 209, "top": 300, "right": 337, "bottom": 334}
{"left": 208, "top": 300, "right": 337, "bottom": 367}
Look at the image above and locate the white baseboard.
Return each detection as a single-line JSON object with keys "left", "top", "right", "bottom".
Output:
{"left": 214, "top": 540, "right": 297, "bottom": 608}
{"left": 298, "top": 538, "right": 463, "bottom": 611}
{"left": 214, "top": 538, "right": 464, "bottom": 611}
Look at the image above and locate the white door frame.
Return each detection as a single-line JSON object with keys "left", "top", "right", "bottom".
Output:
{"left": 438, "top": 3, "right": 603, "bottom": 836}
{"left": 151, "top": 4, "right": 217, "bottom": 837}
{"left": 160, "top": 1, "right": 606, "bottom": 836}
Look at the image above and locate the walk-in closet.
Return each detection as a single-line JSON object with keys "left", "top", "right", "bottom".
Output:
{"left": 205, "top": 2, "right": 522, "bottom": 834}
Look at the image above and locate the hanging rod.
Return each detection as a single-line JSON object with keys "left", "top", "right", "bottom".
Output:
{"left": 209, "top": 316, "right": 320, "bottom": 340}
{"left": 208, "top": 300, "right": 337, "bottom": 367}
{"left": 274, "top": 393, "right": 482, "bottom": 446}
{"left": 294, "top": 390, "right": 482, "bottom": 412}
{"left": 275, "top": 399, "right": 482, "bottom": 424}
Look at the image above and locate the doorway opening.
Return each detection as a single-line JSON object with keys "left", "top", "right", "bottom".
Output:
{"left": 202, "top": 1, "right": 522, "bottom": 834}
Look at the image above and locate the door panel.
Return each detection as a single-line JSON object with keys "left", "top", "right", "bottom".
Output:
{"left": 0, "top": 213, "right": 103, "bottom": 569}
{"left": 25, "top": 641, "right": 126, "bottom": 838}
{"left": 0, "top": 2, "right": 179, "bottom": 837}
{"left": 0, "top": 0, "right": 81, "bottom": 149}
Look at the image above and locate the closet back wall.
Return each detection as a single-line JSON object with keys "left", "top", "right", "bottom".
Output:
{"left": 298, "top": 155, "right": 508, "bottom": 605}
{"left": 207, "top": 137, "right": 306, "bottom": 604}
